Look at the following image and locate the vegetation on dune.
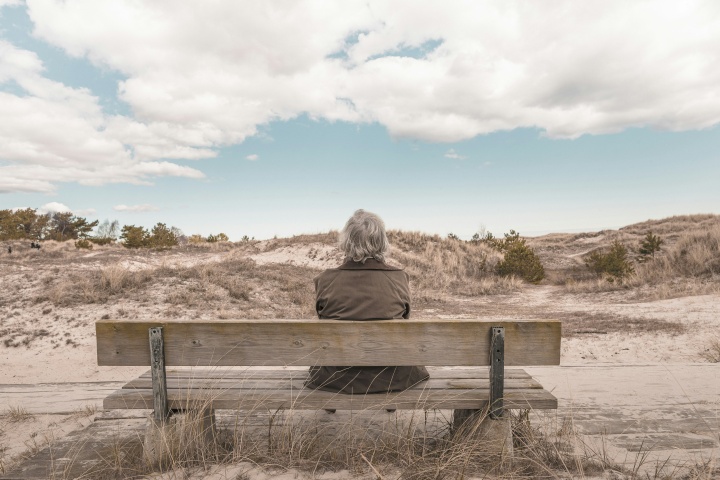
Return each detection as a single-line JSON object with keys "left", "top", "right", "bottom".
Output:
{"left": 638, "top": 231, "right": 663, "bottom": 260}
{"left": 3, "top": 215, "right": 720, "bottom": 477}
{"left": 3, "top": 210, "right": 719, "bottom": 303}
{"left": 487, "top": 230, "right": 546, "bottom": 284}
{"left": 585, "top": 239, "right": 635, "bottom": 281}
{"left": 0, "top": 208, "right": 97, "bottom": 242}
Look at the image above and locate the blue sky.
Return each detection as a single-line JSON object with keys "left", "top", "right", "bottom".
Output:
{"left": 1, "top": 1, "right": 719, "bottom": 240}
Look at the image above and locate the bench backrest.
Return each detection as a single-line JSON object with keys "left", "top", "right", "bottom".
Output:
{"left": 97, "top": 319, "right": 561, "bottom": 367}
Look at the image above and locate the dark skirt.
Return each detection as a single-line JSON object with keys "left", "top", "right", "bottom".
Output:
{"left": 305, "top": 366, "right": 430, "bottom": 394}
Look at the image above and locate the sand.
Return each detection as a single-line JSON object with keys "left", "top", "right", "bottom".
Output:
{"left": 1, "top": 238, "right": 719, "bottom": 477}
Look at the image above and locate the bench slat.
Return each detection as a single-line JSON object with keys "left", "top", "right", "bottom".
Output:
{"left": 97, "top": 319, "right": 561, "bottom": 367}
{"left": 122, "top": 377, "right": 544, "bottom": 390}
{"left": 137, "top": 367, "right": 534, "bottom": 380}
{"left": 103, "top": 387, "right": 558, "bottom": 410}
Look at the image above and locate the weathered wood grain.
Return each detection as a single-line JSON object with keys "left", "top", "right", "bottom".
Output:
{"left": 138, "top": 367, "right": 534, "bottom": 380}
{"left": 103, "top": 387, "right": 558, "bottom": 410}
{"left": 97, "top": 319, "right": 561, "bottom": 367}
{"left": 122, "top": 376, "right": 543, "bottom": 391}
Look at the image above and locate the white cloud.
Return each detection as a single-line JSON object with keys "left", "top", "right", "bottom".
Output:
{"left": 38, "top": 202, "right": 72, "bottom": 214}
{"left": 245, "top": 154, "right": 259, "bottom": 161}
{"left": 443, "top": 149, "right": 466, "bottom": 160}
{"left": 0, "top": 1, "right": 719, "bottom": 194}
{"left": 113, "top": 204, "right": 159, "bottom": 212}
{"left": 0, "top": 40, "right": 206, "bottom": 193}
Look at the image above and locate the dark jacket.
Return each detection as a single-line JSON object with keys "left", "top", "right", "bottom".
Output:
{"left": 304, "top": 258, "right": 430, "bottom": 394}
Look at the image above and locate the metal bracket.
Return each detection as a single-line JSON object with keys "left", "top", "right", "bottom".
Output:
{"left": 149, "top": 326, "right": 169, "bottom": 423}
{"left": 489, "top": 326, "right": 505, "bottom": 419}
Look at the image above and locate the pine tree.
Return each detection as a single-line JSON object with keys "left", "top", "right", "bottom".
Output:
{"left": 585, "top": 240, "right": 634, "bottom": 280}
{"left": 639, "top": 231, "right": 663, "bottom": 259}
{"left": 120, "top": 225, "right": 149, "bottom": 248}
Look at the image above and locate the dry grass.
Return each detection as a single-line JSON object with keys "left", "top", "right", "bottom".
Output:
{"left": 554, "top": 221, "right": 720, "bottom": 299}
{"left": 37, "top": 264, "right": 153, "bottom": 306}
{"left": 25, "top": 233, "right": 520, "bottom": 316}
{"left": 2, "top": 405, "right": 34, "bottom": 423}
{"left": 31, "top": 257, "right": 317, "bottom": 317}
{"left": 388, "top": 230, "right": 514, "bottom": 298}
{"left": 619, "top": 214, "right": 720, "bottom": 237}
{"left": 698, "top": 337, "right": 720, "bottom": 363}
{"left": 53, "top": 400, "right": 719, "bottom": 480}
{"left": 0, "top": 326, "right": 53, "bottom": 348}
{"left": 264, "top": 231, "right": 339, "bottom": 250}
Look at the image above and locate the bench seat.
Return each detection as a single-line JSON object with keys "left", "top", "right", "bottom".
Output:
{"left": 104, "top": 367, "right": 557, "bottom": 411}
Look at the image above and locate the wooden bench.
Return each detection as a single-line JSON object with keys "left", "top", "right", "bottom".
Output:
{"left": 96, "top": 319, "right": 561, "bottom": 432}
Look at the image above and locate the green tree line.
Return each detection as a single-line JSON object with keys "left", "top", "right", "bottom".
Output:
{"left": 0, "top": 208, "right": 97, "bottom": 242}
{"left": 0, "top": 208, "right": 184, "bottom": 249}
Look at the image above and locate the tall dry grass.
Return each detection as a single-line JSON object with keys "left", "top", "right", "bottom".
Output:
{"left": 54, "top": 395, "right": 719, "bottom": 480}
{"left": 39, "top": 264, "right": 153, "bottom": 306}
{"left": 31, "top": 231, "right": 523, "bottom": 313}
{"left": 388, "top": 231, "right": 514, "bottom": 298}
{"left": 562, "top": 223, "right": 720, "bottom": 298}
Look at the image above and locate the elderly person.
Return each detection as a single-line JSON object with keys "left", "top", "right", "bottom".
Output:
{"left": 305, "top": 209, "right": 430, "bottom": 394}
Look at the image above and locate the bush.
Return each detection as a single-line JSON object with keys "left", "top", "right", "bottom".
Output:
{"left": 639, "top": 231, "right": 663, "bottom": 260}
{"left": 120, "top": 225, "right": 149, "bottom": 248}
{"left": 74, "top": 238, "right": 93, "bottom": 249}
{"left": 496, "top": 241, "right": 545, "bottom": 283}
{"left": 148, "top": 223, "right": 178, "bottom": 249}
{"left": 585, "top": 240, "right": 634, "bottom": 280}
{"left": 207, "top": 233, "right": 229, "bottom": 243}
{"left": 89, "top": 237, "right": 114, "bottom": 246}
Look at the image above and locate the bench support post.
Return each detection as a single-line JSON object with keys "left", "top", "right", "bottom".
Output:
{"left": 149, "top": 326, "right": 169, "bottom": 424}
{"left": 489, "top": 326, "right": 504, "bottom": 419}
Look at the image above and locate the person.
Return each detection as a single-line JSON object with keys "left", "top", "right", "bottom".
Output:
{"left": 304, "top": 209, "right": 429, "bottom": 395}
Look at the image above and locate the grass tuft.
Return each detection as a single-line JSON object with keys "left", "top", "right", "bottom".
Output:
{"left": 3, "top": 405, "right": 34, "bottom": 423}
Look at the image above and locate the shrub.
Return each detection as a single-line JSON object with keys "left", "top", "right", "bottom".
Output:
{"left": 496, "top": 241, "right": 545, "bottom": 283}
{"left": 585, "top": 240, "right": 634, "bottom": 280}
{"left": 74, "top": 238, "right": 93, "bottom": 249}
{"left": 483, "top": 229, "right": 545, "bottom": 284}
{"left": 638, "top": 231, "right": 663, "bottom": 260}
{"left": 207, "top": 233, "right": 229, "bottom": 243}
{"left": 89, "top": 237, "right": 114, "bottom": 246}
{"left": 148, "top": 223, "right": 178, "bottom": 249}
{"left": 484, "top": 229, "right": 520, "bottom": 252}
{"left": 120, "top": 225, "right": 149, "bottom": 248}
{"left": 188, "top": 234, "right": 206, "bottom": 244}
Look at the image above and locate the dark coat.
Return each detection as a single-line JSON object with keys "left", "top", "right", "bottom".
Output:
{"left": 304, "top": 258, "right": 430, "bottom": 394}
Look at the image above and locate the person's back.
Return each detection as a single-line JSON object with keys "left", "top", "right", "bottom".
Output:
{"left": 304, "top": 209, "right": 429, "bottom": 394}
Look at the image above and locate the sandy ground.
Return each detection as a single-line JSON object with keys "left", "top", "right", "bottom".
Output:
{"left": 1, "top": 240, "right": 719, "bottom": 477}
{"left": 2, "top": 287, "right": 717, "bottom": 385}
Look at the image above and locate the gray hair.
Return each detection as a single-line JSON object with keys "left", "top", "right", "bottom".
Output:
{"left": 339, "top": 209, "right": 389, "bottom": 263}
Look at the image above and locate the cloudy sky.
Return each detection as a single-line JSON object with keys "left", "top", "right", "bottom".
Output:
{"left": 1, "top": 0, "right": 719, "bottom": 240}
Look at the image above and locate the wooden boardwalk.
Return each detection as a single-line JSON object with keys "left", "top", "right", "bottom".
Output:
{"left": 1, "top": 365, "right": 718, "bottom": 478}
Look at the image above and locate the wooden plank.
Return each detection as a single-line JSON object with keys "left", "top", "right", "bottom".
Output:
{"left": 122, "top": 376, "right": 544, "bottom": 391}
{"left": 138, "top": 367, "right": 534, "bottom": 380}
{"left": 103, "top": 387, "right": 558, "bottom": 410}
{"left": 97, "top": 319, "right": 561, "bottom": 367}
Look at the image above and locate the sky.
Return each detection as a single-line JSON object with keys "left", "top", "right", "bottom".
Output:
{"left": 1, "top": 0, "right": 719, "bottom": 240}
